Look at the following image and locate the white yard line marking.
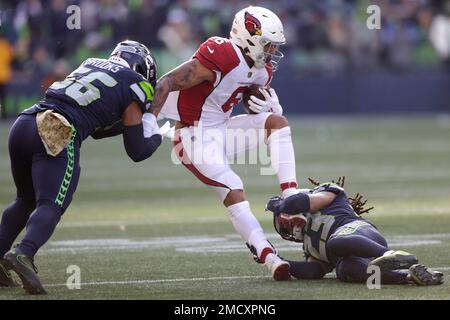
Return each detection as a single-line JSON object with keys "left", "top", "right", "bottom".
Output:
{"left": 45, "top": 275, "right": 269, "bottom": 288}
{"left": 58, "top": 217, "right": 230, "bottom": 228}
{"left": 42, "top": 233, "right": 447, "bottom": 255}
{"left": 43, "top": 266, "right": 450, "bottom": 288}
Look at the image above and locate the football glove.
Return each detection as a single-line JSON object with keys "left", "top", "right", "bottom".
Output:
{"left": 248, "top": 88, "right": 283, "bottom": 115}
{"left": 142, "top": 113, "right": 160, "bottom": 137}
{"left": 142, "top": 115, "right": 175, "bottom": 140}
{"left": 159, "top": 120, "right": 175, "bottom": 139}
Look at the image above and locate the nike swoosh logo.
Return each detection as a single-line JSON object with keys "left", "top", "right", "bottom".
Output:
{"left": 17, "top": 255, "right": 34, "bottom": 273}
{"left": 207, "top": 46, "right": 214, "bottom": 54}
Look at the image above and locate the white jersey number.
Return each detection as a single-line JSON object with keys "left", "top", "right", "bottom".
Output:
{"left": 50, "top": 66, "right": 117, "bottom": 106}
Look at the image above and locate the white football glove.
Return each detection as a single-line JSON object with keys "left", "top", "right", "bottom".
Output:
{"left": 142, "top": 113, "right": 161, "bottom": 138}
{"left": 159, "top": 120, "right": 175, "bottom": 140}
{"left": 247, "top": 88, "right": 283, "bottom": 115}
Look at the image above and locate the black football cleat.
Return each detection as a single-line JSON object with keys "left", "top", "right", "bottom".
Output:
{"left": 3, "top": 248, "right": 47, "bottom": 295}
{"left": 0, "top": 259, "right": 20, "bottom": 287}
{"left": 408, "top": 264, "right": 445, "bottom": 286}
{"left": 369, "top": 250, "right": 418, "bottom": 272}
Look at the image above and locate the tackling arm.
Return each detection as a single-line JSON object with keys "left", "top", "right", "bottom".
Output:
{"left": 122, "top": 102, "right": 162, "bottom": 162}
{"left": 308, "top": 192, "right": 337, "bottom": 213}
{"left": 148, "top": 59, "right": 215, "bottom": 117}
{"left": 288, "top": 257, "right": 333, "bottom": 280}
{"left": 91, "top": 121, "right": 124, "bottom": 140}
{"left": 278, "top": 191, "right": 337, "bottom": 215}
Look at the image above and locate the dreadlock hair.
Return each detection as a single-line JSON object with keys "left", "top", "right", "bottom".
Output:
{"left": 307, "top": 176, "right": 374, "bottom": 216}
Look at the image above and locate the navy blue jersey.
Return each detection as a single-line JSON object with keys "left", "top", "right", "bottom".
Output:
{"left": 22, "top": 58, "right": 154, "bottom": 141}
{"left": 303, "top": 191, "right": 373, "bottom": 264}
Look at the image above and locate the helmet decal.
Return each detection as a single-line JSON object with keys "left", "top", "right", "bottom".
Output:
{"left": 230, "top": 7, "right": 285, "bottom": 70}
{"left": 244, "top": 12, "right": 262, "bottom": 36}
{"left": 110, "top": 40, "right": 157, "bottom": 87}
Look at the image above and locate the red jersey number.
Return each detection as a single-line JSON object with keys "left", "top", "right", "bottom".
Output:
{"left": 221, "top": 86, "right": 248, "bottom": 113}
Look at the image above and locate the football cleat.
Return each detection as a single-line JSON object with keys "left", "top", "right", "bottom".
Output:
{"left": 408, "top": 264, "right": 444, "bottom": 286}
{"left": 0, "top": 259, "right": 19, "bottom": 287}
{"left": 265, "top": 253, "right": 291, "bottom": 281}
{"left": 3, "top": 248, "right": 47, "bottom": 295}
{"left": 369, "top": 250, "right": 418, "bottom": 272}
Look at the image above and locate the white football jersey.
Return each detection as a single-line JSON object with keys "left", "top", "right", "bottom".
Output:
{"left": 159, "top": 36, "right": 273, "bottom": 127}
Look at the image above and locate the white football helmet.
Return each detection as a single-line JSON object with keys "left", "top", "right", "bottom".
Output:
{"left": 230, "top": 6, "right": 286, "bottom": 70}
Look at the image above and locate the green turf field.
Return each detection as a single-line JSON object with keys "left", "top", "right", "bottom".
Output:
{"left": 0, "top": 116, "right": 449, "bottom": 300}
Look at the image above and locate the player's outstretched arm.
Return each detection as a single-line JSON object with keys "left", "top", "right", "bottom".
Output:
{"left": 148, "top": 59, "right": 215, "bottom": 117}
{"left": 287, "top": 259, "right": 330, "bottom": 280}
{"left": 122, "top": 102, "right": 162, "bottom": 162}
{"left": 308, "top": 192, "right": 337, "bottom": 213}
{"left": 278, "top": 191, "right": 337, "bottom": 215}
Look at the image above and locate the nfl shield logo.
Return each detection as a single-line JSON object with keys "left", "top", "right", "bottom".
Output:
{"left": 247, "top": 72, "right": 252, "bottom": 78}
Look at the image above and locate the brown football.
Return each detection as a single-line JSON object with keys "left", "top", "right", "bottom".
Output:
{"left": 242, "top": 84, "right": 265, "bottom": 114}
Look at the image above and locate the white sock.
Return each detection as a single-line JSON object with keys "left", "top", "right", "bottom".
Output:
{"left": 267, "top": 127, "right": 298, "bottom": 198}
{"left": 227, "top": 201, "right": 274, "bottom": 261}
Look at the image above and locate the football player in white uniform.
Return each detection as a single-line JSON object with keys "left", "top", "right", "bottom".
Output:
{"left": 145, "top": 6, "right": 298, "bottom": 280}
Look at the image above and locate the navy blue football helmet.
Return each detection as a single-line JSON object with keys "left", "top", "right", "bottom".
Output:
{"left": 110, "top": 40, "right": 157, "bottom": 88}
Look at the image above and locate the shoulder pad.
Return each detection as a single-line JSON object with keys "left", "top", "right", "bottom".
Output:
{"left": 194, "top": 37, "right": 239, "bottom": 74}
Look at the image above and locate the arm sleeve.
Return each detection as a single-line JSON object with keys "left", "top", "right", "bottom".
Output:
{"left": 279, "top": 192, "right": 311, "bottom": 215}
{"left": 122, "top": 123, "right": 162, "bottom": 162}
{"left": 91, "top": 121, "right": 123, "bottom": 140}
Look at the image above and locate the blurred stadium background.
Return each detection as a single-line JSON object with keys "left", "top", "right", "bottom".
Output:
{"left": 1, "top": 0, "right": 450, "bottom": 300}
{"left": 0, "top": 0, "right": 450, "bottom": 117}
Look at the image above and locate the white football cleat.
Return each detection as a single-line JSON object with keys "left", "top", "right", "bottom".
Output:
{"left": 265, "top": 253, "right": 291, "bottom": 281}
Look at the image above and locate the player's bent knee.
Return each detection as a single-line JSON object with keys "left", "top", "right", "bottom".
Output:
{"left": 36, "top": 199, "right": 64, "bottom": 215}
{"left": 13, "top": 198, "right": 36, "bottom": 212}
{"left": 1, "top": 198, "right": 36, "bottom": 222}
{"left": 28, "top": 200, "right": 63, "bottom": 228}
{"left": 265, "top": 114, "right": 289, "bottom": 131}
{"left": 335, "top": 257, "right": 370, "bottom": 283}
{"left": 223, "top": 189, "right": 246, "bottom": 207}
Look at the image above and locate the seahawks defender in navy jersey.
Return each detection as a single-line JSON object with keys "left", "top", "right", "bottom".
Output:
{"left": 0, "top": 41, "right": 162, "bottom": 294}
{"left": 265, "top": 178, "right": 444, "bottom": 286}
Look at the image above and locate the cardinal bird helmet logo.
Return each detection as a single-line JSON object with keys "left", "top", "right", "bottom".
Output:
{"left": 244, "top": 12, "right": 262, "bottom": 36}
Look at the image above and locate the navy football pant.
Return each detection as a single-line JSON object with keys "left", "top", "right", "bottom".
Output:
{"left": 289, "top": 258, "right": 409, "bottom": 284}
{"left": 328, "top": 225, "right": 409, "bottom": 284}
{"left": 0, "top": 114, "right": 80, "bottom": 258}
{"left": 327, "top": 223, "right": 389, "bottom": 260}
{"left": 289, "top": 224, "right": 409, "bottom": 284}
{"left": 335, "top": 256, "right": 409, "bottom": 284}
